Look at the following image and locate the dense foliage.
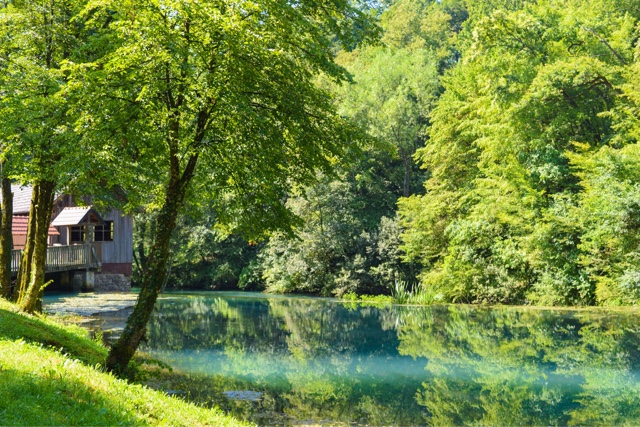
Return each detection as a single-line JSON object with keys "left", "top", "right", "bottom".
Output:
{"left": 400, "top": 0, "right": 640, "bottom": 305}
{"left": 134, "top": 209, "right": 261, "bottom": 291}
{"left": 2, "top": 0, "right": 633, "bottom": 307}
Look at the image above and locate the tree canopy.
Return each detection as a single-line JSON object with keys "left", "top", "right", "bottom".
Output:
{"left": 399, "top": 0, "right": 640, "bottom": 305}
{"left": 63, "top": 0, "right": 380, "bottom": 373}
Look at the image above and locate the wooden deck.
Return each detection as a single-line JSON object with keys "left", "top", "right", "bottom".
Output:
{"left": 11, "top": 244, "right": 101, "bottom": 276}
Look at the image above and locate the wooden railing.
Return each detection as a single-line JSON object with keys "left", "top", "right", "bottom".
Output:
{"left": 10, "top": 244, "right": 100, "bottom": 276}
{"left": 11, "top": 249, "right": 20, "bottom": 274}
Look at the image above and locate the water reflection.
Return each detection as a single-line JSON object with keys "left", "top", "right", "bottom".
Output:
{"left": 141, "top": 293, "right": 428, "bottom": 425}
{"left": 88, "top": 293, "right": 640, "bottom": 426}
{"left": 396, "top": 306, "right": 640, "bottom": 426}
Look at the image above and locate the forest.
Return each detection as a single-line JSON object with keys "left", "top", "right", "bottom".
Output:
{"left": 142, "top": 0, "right": 640, "bottom": 308}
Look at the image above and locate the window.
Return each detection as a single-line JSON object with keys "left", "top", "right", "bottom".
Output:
{"left": 95, "top": 221, "right": 114, "bottom": 242}
{"left": 70, "top": 226, "right": 86, "bottom": 243}
{"left": 70, "top": 221, "right": 113, "bottom": 242}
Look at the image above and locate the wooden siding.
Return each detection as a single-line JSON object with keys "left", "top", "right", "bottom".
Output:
{"left": 58, "top": 226, "right": 69, "bottom": 245}
{"left": 101, "top": 209, "right": 133, "bottom": 264}
{"left": 13, "top": 235, "right": 26, "bottom": 250}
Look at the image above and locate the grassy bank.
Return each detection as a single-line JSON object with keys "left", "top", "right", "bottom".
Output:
{"left": 0, "top": 299, "right": 249, "bottom": 426}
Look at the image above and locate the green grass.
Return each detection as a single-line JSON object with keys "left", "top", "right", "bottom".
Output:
{"left": 390, "top": 281, "right": 442, "bottom": 305}
{"left": 341, "top": 292, "right": 395, "bottom": 307}
{"left": 341, "top": 283, "right": 442, "bottom": 307}
{"left": 0, "top": 299, "right": 250, "bottom": 426}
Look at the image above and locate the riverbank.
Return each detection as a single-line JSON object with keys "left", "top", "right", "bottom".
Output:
{"left": 0, "top": 299, "right": 248, "bottom": 426}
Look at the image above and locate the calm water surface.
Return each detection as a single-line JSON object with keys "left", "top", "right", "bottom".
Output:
{"left": 47, "top": 291, "right": 640, "bottom": 425}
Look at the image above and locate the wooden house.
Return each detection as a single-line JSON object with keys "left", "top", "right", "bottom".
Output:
{"left": 1, "top": 185, "right": 133, "bottom": 291}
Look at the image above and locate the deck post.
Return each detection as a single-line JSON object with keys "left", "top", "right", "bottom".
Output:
{"left": 72, "top": 270, "right": 94, "bottom": 291}
{"left": 59, "top": 271, "right": 81, "bottom": 292}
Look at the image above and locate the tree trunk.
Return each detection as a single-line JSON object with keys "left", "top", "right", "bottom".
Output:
{"left": 19, "top": 180, "right": 56, "bottom": 313}
{"left": 402, "top": 149, "right": 411, "bottom": 198}
{"left": 15, "top": 185, "right": 38, "bottom": 302}
{"left": 0, "top": 170, "right": 13, "bottom": 298}
{"left": 106, "top": 151, "right": 198, "bottom": 375}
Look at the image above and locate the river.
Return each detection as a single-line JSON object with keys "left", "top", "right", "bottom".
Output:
{"left": 44, "top": 291, "right": 640, "bottom": 426}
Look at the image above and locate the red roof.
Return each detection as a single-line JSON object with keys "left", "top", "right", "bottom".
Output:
{"left": 12, "top": 216, "right": 59, "bottom": 236}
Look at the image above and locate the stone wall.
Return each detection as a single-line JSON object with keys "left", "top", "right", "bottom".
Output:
{"left": 94, "top": 273, "right": 131, "bottom": 292}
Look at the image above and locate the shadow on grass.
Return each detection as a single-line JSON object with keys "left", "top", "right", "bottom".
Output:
{"left": 0, "top": 307, "right": 106, "bottom": 366}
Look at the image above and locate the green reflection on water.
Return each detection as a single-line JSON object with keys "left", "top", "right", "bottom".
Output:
{"left": 128, "top": 293, "right": 640, "bottom": 425}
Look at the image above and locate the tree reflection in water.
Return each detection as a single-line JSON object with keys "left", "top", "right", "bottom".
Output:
{"left": 397, "top": 305, "right": 640, "bottom": 426}
{"left": 137, "top": 292, "right": 640, "bottom": 426}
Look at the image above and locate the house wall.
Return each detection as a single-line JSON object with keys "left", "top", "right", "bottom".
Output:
{"left": 57, "top": 226, "right": 69, "bottom": 245}
{"left": 52, "top": 195, "right": 74, "bottom": 247}
{"left": 13, "top": 235, "right": 26, "bottom": 250}
{"left": 100, "top": 209, "right": 133, "bottom": 276}
{"left": 11, "top": 235, "right": 57, "bottom": 249}
{"left": 10, "top": 189, "right": 134, "bottom": 290}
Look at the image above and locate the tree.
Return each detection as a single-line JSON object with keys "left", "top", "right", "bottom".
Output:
{"left": 132, "top": 205, "right": 262, "bottom": 291}
{"left": 338, "top": 47, "right": 439, "bottom": 197}
{"left": 0, "top": 159, "right": 12, "bottom": 298}
{"left": 71, "top": 0, "right": 377, "bottom": 374}
{"left": 0, "top": 0, "right": 93, "bottom": 311}
{"left": 381, "top": 0, "right": 467, "bottom": 71}
{"left": 399, "top": 0, "right": 640, "bottom": 304}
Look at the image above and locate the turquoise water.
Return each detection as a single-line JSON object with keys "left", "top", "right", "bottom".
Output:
{"left": 53, "top": 292, "right": 640, "bottom": 425}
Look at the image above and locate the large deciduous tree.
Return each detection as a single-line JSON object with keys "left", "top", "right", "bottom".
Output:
{"left": 71, "top": 0, "right": 377, "bottom": 374}
{"left": 0, "top": 0, "right": 93, "bottom": 311}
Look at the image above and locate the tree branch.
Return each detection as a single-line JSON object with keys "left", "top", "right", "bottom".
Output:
{"left": 583, "top": 26, "right": 627, "bottom": 65}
